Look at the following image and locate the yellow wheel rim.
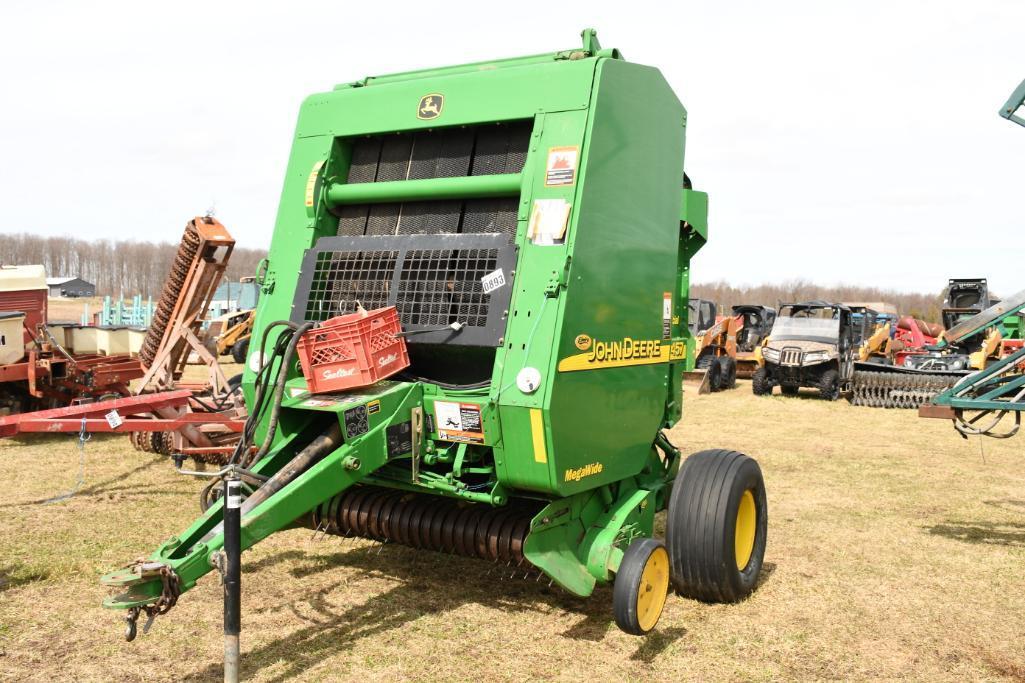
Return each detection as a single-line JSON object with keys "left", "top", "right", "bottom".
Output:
{"left": 735, "top": 489, "right": 757, "bottom": 571}
{"left": 635, "top": 545, "right": 670, "bottom": 632}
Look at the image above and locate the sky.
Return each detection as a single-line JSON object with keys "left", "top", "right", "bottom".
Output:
{"left": 1, "top": 1, "right": 1023, "bottom": 295}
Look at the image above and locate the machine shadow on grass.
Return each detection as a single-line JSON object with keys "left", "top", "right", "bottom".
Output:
{"left": 0, "top": 450, "right": 169, "bottom": 508}
{"left": 184, "top": 538, "right": 752, "bottom": 681}
{"left": 184, "top": 540, "right": 779, "bottom": 680}
{"left": 0, "top": 562, "right": 49, "bottom": 593}
{"left": 926, "top": 520, "right": 1025, "bottom": 547}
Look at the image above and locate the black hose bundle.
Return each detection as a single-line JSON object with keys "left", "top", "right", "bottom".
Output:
{"left": 228, "top": 320, "right": 314, "bottom": 468}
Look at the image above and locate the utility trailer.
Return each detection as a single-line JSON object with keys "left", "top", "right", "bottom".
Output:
{"left": 102, "top": 30, "right": 768, "bottom": 640}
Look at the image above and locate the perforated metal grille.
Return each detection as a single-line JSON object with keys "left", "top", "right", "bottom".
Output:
{"left": 293, "top": 235, "right": 516, "bottom": 347}
{"left": 395, "top": 248, "right": 499, "bottom": 329}
{"left": 304, "top": 250, "right": 398, "bottom": 321}
{"left": 336, "top": 121, "right": 530, "bottom": 239}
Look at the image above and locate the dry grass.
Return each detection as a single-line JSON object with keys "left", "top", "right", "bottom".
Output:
{"left": 46, "top": 296, "right": 103, "bottom": 323}
{"left": 1, "top": 382, "right": 1025, "bottom": 681}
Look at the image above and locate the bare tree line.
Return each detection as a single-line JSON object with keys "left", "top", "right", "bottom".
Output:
{"left": 0, "top": 233, "right": 267, "bottom": 299}
{"left": 692, "top": 279, "right": 944, "bottom": 322}
{"left": 0, "top": 234, "right": 949, "bottom": 322}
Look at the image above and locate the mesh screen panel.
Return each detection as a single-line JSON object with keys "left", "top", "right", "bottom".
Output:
{"left": 312, "top": 122, "right": 528, "bottom": 347}
{"left": 304, "top": 249, "right": 398, "bottom": 321}
{"left": 293, "top": 235, "right": 516, "bottom": 347}
{"left": 461, "top": 198, "right": 518, "bottom": 237}
{"left": 394, "top": 248, "right": 499, "bottom": 328}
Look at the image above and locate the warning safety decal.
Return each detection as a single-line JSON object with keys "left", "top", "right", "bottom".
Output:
{"left": 434, "top": 400, "right": 485, "bottom": 444}
{"left": 544, "top": 146, "right": 578, "bottom": 187}
{"left": 662, "top": 292, "right": 672, "bottom": 340}
{"left": 558, "top": 336, "right": 686, "bottom": 372}
{"left": 304, "top": 160, "right": 325, "bottom": 208}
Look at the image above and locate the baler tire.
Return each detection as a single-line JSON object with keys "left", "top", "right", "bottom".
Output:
{"left": 718, "top": 357, "right": 737, "bottom": 390}
{"left": 751, "top": 367, "right": 771, "bottom": 396}
{"left": 231, "top": 338, "right": 249, "bottom": 365}
{"left": 819, "top": 369, "right": 840, "bottom": 401}
{"left": 666, "top": 449, "right": 767, "bottom": 603}
{"left": 613, "top": 537, "right": 670, "bottom": 636}
{"left": 227, "top": 373, "right": 243, "bottom": 392}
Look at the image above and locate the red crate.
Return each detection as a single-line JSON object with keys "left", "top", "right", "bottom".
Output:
{"left": 296, "top": 306, "right": 410, "bottom": 394}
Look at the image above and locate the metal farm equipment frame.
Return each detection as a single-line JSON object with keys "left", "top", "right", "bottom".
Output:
{"left": 0, "top": 265, "right": 144, "bottom": 412}
{"left": 128, "top": 216, "right": 245, "bottom": 463}
{"left": 0, "top": 217, "right": 246, "bottom": 465}
{"left": 920, "top": 289, "right": 1025, "bottom": 436}
{"left": 101, "top": 30, "right": 769, "bottom": 643}
{"left": 920, "top": 82, "right": 1025, "bottom": 433}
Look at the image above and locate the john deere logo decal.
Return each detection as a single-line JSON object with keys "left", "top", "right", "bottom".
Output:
{"left": 417, "top": 94, "right": 443, "bottom": 120}
{"left": 558, "top": 336, "right": 685, "bottom": 372}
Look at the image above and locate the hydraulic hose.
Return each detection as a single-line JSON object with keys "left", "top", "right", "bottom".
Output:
{"left": 254, "top": 321, "right": 314, "bottom": 461}
{"left": 229, "top": 320, "right": 302, "bottom": 466}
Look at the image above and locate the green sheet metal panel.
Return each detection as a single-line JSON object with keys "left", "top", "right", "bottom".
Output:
{"left": 543, "top": 59, "right": 687, "bottom": 496}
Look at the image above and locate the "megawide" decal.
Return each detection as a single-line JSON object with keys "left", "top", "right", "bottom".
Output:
{"left": 557, "top": 336, "right": 685, "bottom": 372}
{"left": 564, "top": 462, "right": 603, "bottom": 482}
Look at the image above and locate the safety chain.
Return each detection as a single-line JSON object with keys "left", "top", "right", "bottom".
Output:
{"left": 123, "top": 564, "right": 182, "bottom": 641}
{"left": 42, "top": 418, "right": 90, "bottom": 505}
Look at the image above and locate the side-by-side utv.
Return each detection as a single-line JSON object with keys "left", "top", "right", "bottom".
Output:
{"left": 752, "top": 302, "right": 855, "bottom": 400}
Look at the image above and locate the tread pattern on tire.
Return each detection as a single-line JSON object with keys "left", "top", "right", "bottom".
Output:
{"left": 231, "top": 338, "right": 249, "bottom": 364}
{"left": 718, "top": 356, "right": 737, "bottom": 390}
{"left": 751, "top": 367, "right": 771, "bottom": 396}
{"left": 667, "top": 449, "right": 767, "bottom": 603}
{"left": 819, "top": 368, "right": 839, "bottom": 401}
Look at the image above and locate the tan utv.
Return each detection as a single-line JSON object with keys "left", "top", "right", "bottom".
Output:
{"left": 752, "top": 302, "right": 856, "bottom": 400}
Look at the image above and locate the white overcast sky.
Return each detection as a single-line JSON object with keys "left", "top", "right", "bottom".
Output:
{"left": 1, "top": 1, "right": 1023, "bottom": 295}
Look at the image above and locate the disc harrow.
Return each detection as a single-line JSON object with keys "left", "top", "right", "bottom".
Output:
{"left": 850, "top": 370, "right": 961, "bottom": 409}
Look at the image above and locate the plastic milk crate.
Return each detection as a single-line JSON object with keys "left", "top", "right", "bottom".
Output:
{"left": 296, "top": 306, "right": 410, "bottom": 393}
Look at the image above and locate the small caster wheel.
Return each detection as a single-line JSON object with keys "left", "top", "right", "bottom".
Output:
{"left": 613, "top": 537, "right": 670, "bottom": 635}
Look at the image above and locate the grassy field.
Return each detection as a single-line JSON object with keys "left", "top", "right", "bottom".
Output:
{"left": 46, "top": 296, "right": 102, "bottom": 323}
{"left": 2, "top": 382, "right": 1025, "bottom": 681}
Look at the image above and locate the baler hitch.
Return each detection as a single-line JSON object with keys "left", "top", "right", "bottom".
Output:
{"left": 114, "top": 562, "right": 181, "bottom": 641}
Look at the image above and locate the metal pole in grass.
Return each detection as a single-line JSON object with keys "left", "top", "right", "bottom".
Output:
{"left": 223, "top": 475, "right": 242, "bottom": 683}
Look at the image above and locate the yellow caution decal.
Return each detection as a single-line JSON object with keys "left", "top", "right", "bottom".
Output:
{"left": 558, "top": 337, "right": 685, "bottom": 372}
